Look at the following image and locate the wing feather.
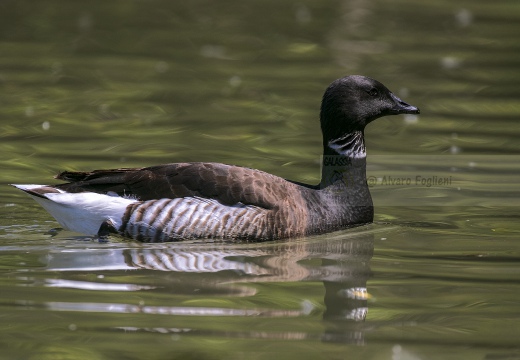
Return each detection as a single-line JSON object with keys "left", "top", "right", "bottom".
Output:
{"left": 55, "top": 162, "right": 287, "bottom": 210}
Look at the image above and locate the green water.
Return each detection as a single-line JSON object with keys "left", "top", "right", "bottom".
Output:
{"left": 1, "top": 0, "right": 520, "bottom": 359}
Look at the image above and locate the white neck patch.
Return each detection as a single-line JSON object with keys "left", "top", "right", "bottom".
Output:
{"left": 328, "top": 131, "right": 366, "bottom": 158}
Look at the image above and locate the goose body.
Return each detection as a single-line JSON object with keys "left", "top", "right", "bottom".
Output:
{"left": 13, "top": 75, "right": 419, "bottom": 242}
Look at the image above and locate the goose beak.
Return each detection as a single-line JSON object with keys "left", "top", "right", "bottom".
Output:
{"left": 389, "top": 92, "right": 420, "bottom": 114}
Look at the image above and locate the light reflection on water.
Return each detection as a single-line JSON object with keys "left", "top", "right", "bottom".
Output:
{"left": 24, "top": 227, "right": 377, "bottom": 325}
{"left": 45, "top": 302, "right": 297, "bottom": 318}
{"left": 44, "top": 279, "right": 156, "bottom": 292}
{"left": 4, "top": 227, "right": 379, "bottom": 349}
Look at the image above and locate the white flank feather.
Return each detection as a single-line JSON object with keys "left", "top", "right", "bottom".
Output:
{"left": 12, "top": 184, "right": 138, "bottom": 235}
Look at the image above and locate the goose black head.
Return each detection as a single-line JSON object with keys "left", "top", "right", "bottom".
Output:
{"left": 320, "top": 75, "right": 420, "bottom": 141}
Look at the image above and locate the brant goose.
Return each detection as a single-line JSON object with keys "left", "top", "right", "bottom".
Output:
{"left": 13, "top": 75, "right": 419, "bottom": 242}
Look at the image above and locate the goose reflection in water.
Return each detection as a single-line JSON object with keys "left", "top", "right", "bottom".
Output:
{"left": 43, "top": 227, "right": 381, "bottom": 344}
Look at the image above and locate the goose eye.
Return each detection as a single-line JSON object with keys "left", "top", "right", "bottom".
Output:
{"left": 367, "top": 88, "right": 379, "bottom": 97}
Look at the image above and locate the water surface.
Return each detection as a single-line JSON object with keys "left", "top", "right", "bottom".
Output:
{"left": 1, "top": 1, "right": 520, "bottom": 359}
